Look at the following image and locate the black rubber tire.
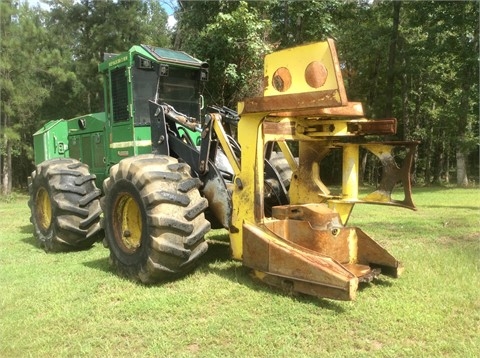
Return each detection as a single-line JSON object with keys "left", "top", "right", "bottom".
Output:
{"left": 28, "top": 158, "right": 103, "bottom": 252}
{"left": 102, "top": 154, "right": 210, "bottom": 283}
{"left": 268, "top": 152, "right": 294, "bottom": 189}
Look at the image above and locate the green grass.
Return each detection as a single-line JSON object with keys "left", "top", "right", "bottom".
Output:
{"left": 1, "top": 187, "right": 479, "bottom": 357}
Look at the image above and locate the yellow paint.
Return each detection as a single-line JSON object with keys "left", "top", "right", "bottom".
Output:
{"left": 327, "top": 201, "right": 355, "bottom": 226}
{"left": 362, "top": 143, "right": 393, "bottom": 160}
{"left": 230, "top": 112, "right": 266, "bottom": 260}
{"left": 347, "top": 229, "right": 358, "bottom": 264}
{"left": 288, "top": 142, "right": 331, "bottom": 205}
{"left": 115, "top": 193, "right": 142, "bottom": 253}
{"left": 225, "top": 39, "right": 409, "bottom": 259}
{"left": 342, "top": 144, "right": 359, "bottom": 200}
{"left": 212, "top": 118, "right": 240, "bottom": 175}
{"left": 263, "top": 39, "right": 344, "bottom": 97}
{"left": 276, "top": 140, "right": 297, "bottom": 170}
{"left": 253, "top": 270, "right": 267, "bottom": 280}
{"left": 36, "top": 187, "right": 52, "bottom": 232}
{"left": 110, "top": 140, "right": 152, "bottom": 148}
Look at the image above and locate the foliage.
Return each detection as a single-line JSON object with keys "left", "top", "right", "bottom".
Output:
{"left": 0, "top": 0, "right": 171, "bottom": 192}
{"left": 178, "top": 1, "right": 271, "bottom": 106}
{"left": 0, "top": 1, "right": 73, "bottom": 192}
{"left": 268, "top": 0, "right": 340, "bottom": 47}
{"left": 399, "top": 2, "right": 478, "bottom": 184}
{"left": 0, "top": 0, "right": 478, "bottom": 191}
{"left": 45, "top": 0, "right": 170, "bottom": 114}
{"left": 334, "top": 1, "right": 479, "bottom": 185}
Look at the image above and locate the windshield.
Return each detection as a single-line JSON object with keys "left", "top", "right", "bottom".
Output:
{"left": 132, "top": 56, "right": 202, "bottom": 125}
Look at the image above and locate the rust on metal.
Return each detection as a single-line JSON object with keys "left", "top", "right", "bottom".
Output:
{"left": 231, "top": 39, "right": 416, "bottom": 301}
{"left": 288, "top": 141, "right": 333, "bottom": 204}
{"left": 263, "top": 121, "right": 296, "bottom": 136}
{"left": 272, "top": 67, "right": 292, "bottom": 92}
{"left": 270, "top": 101, "right": 364, "bottom": 118}
{"left": 347, "top": 118, "right": 397, "bottom": 135}
{"left": 242, "top": 202, "right": 404, "bottom": 300}
{"left": 242, "top": 221, "right": 358, "bottom": 301}
{"left": 241, "top": 90, "right": 345, "bottom": 114}
{"left": 305, "top": 61, "right": 328, "bottom": 88}
{"left": 361, "top": 141, "right": 418, "bottom": 210}
{"left": 263, "top": 117, "right": 398, "bottom": 138}
{"left": 271, "top": 204, "right": 341, "bottom": 229}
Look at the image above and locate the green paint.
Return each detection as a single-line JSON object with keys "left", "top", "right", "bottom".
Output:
{"left": 33, "top": 44, "right": 206, "bottom": 192}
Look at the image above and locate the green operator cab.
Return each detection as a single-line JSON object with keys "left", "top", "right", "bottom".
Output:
{"left": 33, "top": 45, "right": 209, "bottom": 188}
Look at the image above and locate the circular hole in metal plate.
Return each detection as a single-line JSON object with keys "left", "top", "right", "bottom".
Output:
{"left": 305, "top": 61, "right": 328, "bottom": 88}
{"left": 272, "top": 67, "right": 292, "bottom": 92}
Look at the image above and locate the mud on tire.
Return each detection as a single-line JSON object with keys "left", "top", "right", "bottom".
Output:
{"left": 102, "top": 154, "right": 210, "bottom": 283}
{"left": 28, "top": 158, "right": 103, "bottom": 251}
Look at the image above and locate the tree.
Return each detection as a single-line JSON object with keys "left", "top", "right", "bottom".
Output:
{"left": 268, "top": 0, "right": 339, "bottom": 48}
{"left": 400, "top": 2, "right": 479, "bottom": 186}
{"left": 384, "top": 1, "right": 401, "bottom": 118}
{"left": 0, "top": 0, "right": 172, "bottom": 192}
{"left": 178, "top": 1, "right": 271, "bottom": 107}
{"left": 46, "top": 0, "right": 170, "bottom": 114}
{"left": 2, "top": 0, "right": 478, "bottom": 190}
{"left": 332, "top": 1, "right": 479, "bottom": 185}
{"left": 0, "top": 1, "right": 71, "bottom": 194}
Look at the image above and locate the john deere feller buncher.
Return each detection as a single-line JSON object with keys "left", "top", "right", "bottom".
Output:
{"left": 28, "top": 39, "right": 417, "bottom": 300}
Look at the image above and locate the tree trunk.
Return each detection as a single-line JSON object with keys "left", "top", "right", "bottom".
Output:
{"left": 0, "top": 101, "right": 13, "bottom": 195}
{"left": 400, "top": 41, "right": 411, "bottom": 141}
{"left": 401, "top": 70, "right": 410, "bottom": 140}
{"left": 432, "top": 134, "right": 445, "bottom": 185}
{"left": 456, "top": 146, "right": 469, "bottom": 187}
{"left": 424, "top": 125, "right": 434, "bottom": 185}
{"left": 445, "top": 153, "right": 450, "bottom": 184}
{"left": 1, "top": 137, "right": 12, "bottom": 196}
{"left": 360, "top": 151, "right": 368, "bottom": 185}
{"left": 384, "top": 2, "right": 401, "bottom": 118}
{"left": 367, "top": 56, "right": 381, "bottom": 110}
{"left": 455, "top": 63, "right": 472, "bottom": 187}
{"left": 424, "top": 152, "right": 431, "bottom": 185}
{"left": 412, "top": 147, "right": 418, "bottom": 184}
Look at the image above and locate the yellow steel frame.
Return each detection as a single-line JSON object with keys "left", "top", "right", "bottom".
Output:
{"left": 230, "top": 112, "right": 266, "bottom": 259}
{"left": 225, "top": 39, "right": 416, "bottom": 261}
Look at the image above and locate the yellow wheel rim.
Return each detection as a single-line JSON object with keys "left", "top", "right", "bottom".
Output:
{"left": 114, "top": 193, "right": 143, "bottom": 253}
{"left": 36, "top": 187, "right": 52, "bottom": 232}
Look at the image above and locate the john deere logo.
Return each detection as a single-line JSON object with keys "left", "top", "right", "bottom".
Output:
{"left": 109, "top": 55, "right": 128, "bottom": 67}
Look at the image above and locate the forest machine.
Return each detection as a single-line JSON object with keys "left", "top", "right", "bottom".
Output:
{"left": 28, "top": 39, "right": 416, "bottom": 300}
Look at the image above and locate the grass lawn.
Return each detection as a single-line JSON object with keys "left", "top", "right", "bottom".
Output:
{"left": 1, "top": 187, "right": 479, "bottom": 357}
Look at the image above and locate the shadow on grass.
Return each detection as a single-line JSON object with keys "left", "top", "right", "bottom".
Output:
{"left": 79, "top": 239, "right": 344, "bottom": 312}
{"left": 20, "top": 224, "right": 38, "bottom": 248}
{"left": 358, "top": 278, "right": 393, "bottom": 293}
{"left": 83, "top": 256, "right": 112, "bottom": 274}
{"left": 20, "top": 236, "right": 38, "bottom": 248}
{"left": 20, "top": 224, "right": 33, "bottom": 235}
{"left": 413, "top": 185, "right": 480, "bottom": 191}
{"left": 199, "top": 240, "right": 346, "bottom": 313}
{"left": 422, "top": 204, "right": 479, "bottom": 210}
{"left": 20, "top": 228, "right": 100, "bottom": 254}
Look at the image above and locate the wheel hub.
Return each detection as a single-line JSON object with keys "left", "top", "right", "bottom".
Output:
{"left": 114, "top": 193, "right": 143, "bottom": 253}
{"left": 35, "top": 187, "right": 52, "bottom": 232}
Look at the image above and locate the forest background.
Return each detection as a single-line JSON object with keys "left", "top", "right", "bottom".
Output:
{"left": 1, "top": 0, "right": 478, "bottom": 195}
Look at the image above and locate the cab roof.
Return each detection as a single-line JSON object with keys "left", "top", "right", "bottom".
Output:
{"left": 141, "top": 45, "right": 204, "bottom": 67}
{"left": 98, "top": 44, "right": 205, "bottom": 72}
